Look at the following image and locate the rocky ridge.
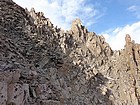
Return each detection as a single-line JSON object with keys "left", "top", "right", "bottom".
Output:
{"left": 0, "top": 0, "right": 140, "bottom": 105}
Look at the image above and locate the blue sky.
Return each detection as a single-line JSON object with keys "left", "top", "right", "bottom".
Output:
{"left": 13, "top": 0, "right": 140, "bottom": 50}
{"left": 90, "top": 0, "right": 140, "bottom": 33}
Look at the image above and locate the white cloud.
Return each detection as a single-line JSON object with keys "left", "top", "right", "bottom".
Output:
{"left": 127, "top": 5, "right": 140, "bottom": 19}
{"left": 13, "top": 0, "right": 103, "bottom": 30}
{"left": 101, "top": 21, "right": 140, "bottom": 50}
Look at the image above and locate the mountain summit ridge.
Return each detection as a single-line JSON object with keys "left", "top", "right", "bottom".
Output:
{"left": 0, "top": 0, "right": 140, "bottom": 105}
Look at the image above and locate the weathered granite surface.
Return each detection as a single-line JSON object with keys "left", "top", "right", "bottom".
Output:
{"left": 0, "top": 0, "right": 140, "bottom": 105}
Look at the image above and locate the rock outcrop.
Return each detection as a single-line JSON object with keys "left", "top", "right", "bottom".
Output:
{"left": 0, "top": 0, "right": 140, "bottom": 105}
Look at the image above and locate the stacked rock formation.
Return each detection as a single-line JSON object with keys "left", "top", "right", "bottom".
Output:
{"left": 0, "top": 0, "right": 140, "bottom": 105}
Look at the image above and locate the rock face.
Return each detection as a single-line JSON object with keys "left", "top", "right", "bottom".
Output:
{"left": 0, "top": 0, "right": 140, "bottom": 105}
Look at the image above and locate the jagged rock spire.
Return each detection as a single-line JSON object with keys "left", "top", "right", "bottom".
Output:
{"left": 71, "top": 18, "right": 82, "bottom": 34}
{"left": 125, "top": 34, "right": 132, "bottom": 44}
{"left": 1, "top": 0, "right": 140, "bottom": 105}
{"left": 72, "top": 18, "right": 82, "bottom": 26}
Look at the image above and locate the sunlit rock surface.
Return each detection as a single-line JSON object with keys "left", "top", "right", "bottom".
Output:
{"left": 0, "top": 0, "right": 140, "bottom": 105}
